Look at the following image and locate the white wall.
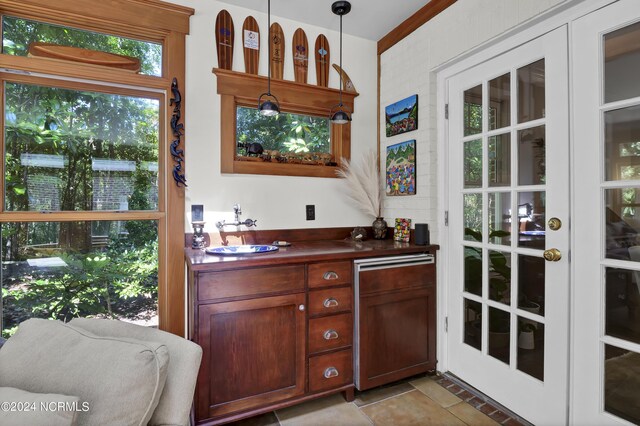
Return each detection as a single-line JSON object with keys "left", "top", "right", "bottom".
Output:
{"left": 379, "top": 0, "right": 567, "bottom": 244}
{"left": 169, "top": 0, "right": 377, "bottom": 231}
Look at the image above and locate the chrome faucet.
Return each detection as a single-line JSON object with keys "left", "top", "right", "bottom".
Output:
{"left": 216, "top": 204, "right": 257, "bottom": 230}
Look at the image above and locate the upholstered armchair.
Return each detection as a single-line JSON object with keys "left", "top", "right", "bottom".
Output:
{"left": 0, "top": 318, "right": 202, "bottom": 426}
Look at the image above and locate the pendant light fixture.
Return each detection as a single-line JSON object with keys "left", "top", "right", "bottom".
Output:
{"left": 330, "top": 1, "right": 352, "bottom": 124}
{"left": 258, "top": 0, "right": 280, "bottom": 116}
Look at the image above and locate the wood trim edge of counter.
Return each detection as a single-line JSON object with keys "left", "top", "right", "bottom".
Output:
{"left": 185, "top": 226, "right": 437, "bottom": 247}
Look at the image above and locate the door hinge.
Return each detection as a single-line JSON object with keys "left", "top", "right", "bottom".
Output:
{"left": 445, "top": 103, "right": 449, "bottom": 119}
{"left": 445, "top": 316, "right": 448, "bottom": 333}
{"left": 444, "top": 210, "right": 449, "bottom": 226}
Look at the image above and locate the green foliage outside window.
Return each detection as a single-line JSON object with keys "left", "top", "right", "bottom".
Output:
{"left": 236, "top": 107, "right": 330, "bottom": 155}
{"left": 1, "top": 21, "right": 162, "bottom": 338}
{"left": 2, "top": 16, "right": 162, "bottom": 75}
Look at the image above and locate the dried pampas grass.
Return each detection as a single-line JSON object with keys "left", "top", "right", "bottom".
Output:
{"left": 336, "top": 150, "right": 382, "bottom": 219}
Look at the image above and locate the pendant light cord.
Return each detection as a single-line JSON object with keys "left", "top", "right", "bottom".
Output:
{"left": 339, "top": 13, "right": 343, "bottom": 106}
{"left": 267, "top": 0, "right": 272, "bottom": 95}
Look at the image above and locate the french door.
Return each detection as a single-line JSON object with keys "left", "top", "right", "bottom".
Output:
{"left": 446, "top": 27, "right": 570, "bottom": 424}
{"left": 573, "top": 0, "right": 640, "bottom": 424}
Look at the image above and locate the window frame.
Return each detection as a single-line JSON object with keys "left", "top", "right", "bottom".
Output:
{"left": 0, "top": 0, "right": 193, "bottom": 336}
{"left": 214, "top": 68, "right": 358, "bottom": 178}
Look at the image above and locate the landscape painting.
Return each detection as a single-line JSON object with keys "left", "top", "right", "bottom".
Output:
{"left": 385, "top": 94, "right": 418, "bottom": 137}
{"left": 386, "top": 140, "right": 416, "bottom": 196}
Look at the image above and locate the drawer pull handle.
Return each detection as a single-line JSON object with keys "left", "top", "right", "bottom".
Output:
{"left": 323, "top": 329, "right": 339, "bottom": 340}
{"left": 323, "top": 298, "right": 339, "bottom": 308}
{"left": 323, "top": 367, "right": 339, "bottom": 379}
{"left": 298, "top": 304, "right": 305, "bottom": 311}
{"left": 323, "top": 271, "right": 339, "bottom": 280}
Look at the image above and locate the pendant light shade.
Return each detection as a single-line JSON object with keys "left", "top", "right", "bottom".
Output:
{"left": 330, "top": 107, "right": 351, "bottom": 124}
{"left": 258, "top": 0, "right": 280, "bottom": 116}
{"left": 330, "top": 1, "right": 351, "bottom": 125}
{"left": 258, "top": 94, "right": 280, "bottom": 116}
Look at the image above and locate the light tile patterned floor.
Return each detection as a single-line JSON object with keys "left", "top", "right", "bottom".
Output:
{"left": 227, "top": 374, "right": 527, "bottom": 426}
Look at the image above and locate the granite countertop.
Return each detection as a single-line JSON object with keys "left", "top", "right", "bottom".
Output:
{"left": 185, "top": 239, "right": 439, "bottom": 272}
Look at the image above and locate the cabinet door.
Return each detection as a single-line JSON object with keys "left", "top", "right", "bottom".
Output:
{"left": 358, "top": 287, "right": 436, "bottom": 390}
{"left": 196, "top": 293, "right": 306, "bottom": 420}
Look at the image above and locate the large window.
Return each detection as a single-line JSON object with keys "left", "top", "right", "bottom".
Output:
{"left": 0, "top": 0, "right": 192, "bottom": 337}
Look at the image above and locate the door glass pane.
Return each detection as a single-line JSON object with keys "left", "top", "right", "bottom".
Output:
{"left": 464, "top": 193, "right": 483, "bottom": 241}
{"left": 1, "top": 220, "right": 158, "bottom": 338}
{"left": 517, "top": 191, "right": 546, "bottom": 248}
{"left": 2, "top": 16, "right": 161, "bottom": 76}
{"left": 464, "top": 139, "right": 482, "bottom": 188}
{"left": 517, "top": 316, "right": 544, "bottom": 381}
{"left": 604, "top": 21, "right": 640, "bottom": 103}
{"left": 489, "top": 73, "right": 510, "bottom": 130}
{"left": 518, "top": 59, "right": 545, "bottom": 123}
{"left": 488, "top": 192, "right": 511, "bottom": 245}
{"left": 464, "top": 85, "right": 483, "bottom": 136}
{"left": 489, "top": 250, "right": 511, "bottom": 305}
{"left": 604, "top": 344, "right": 640, "bottom": 424}
{"left": 605, "top": 188, "right": 640, "bottom": 260}
{"left": 488, "top": 306, "right": 510, "bottom": 364}
{"left": 605, "top": 267, "right": 640, "bottom": 345}
{"left": 518, "top": 255, "right": 545, "bottom": 316}
{"left": 518, "top": 125, "right": 546, "bottom": 185}
{"left": 464, "top": 246, "right": 482, "bottom": 296}
{"left": 464, "top": 298, "right": 482, "bottom": 351}
{"left": 604, "top": 106, "right": 640, "bottom": 181}
{"left": 4, "top": 82, "right": 159, "bottom": 212}
{"left": 489, "top": 134, "right": 510, "bottom": 187}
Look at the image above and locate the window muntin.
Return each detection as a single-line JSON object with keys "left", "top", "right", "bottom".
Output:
{"left": 236, "top": 106, "right": 331, "bottom": 158}
{"left": 4, "top": 81, "right": 160, "bottom": 212}
{"left": 1, "top": 220, "right": 158, "bottom": 338}
{"left": 2, "top": 16, "right": 162, "bottom": 76}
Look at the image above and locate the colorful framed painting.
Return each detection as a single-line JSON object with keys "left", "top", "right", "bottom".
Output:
{"left": 385, "top": 94, "right": 418, "bottom": 137}
{"left": 386, "top": 140, "right": 416, "bottom": 196}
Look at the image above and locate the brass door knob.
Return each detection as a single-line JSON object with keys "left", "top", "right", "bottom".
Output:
{"left": 548, "top": 217, "right": 562, "bottom": 231}
{"left": 543, "top": 248, "right": 562, "bottom": 262}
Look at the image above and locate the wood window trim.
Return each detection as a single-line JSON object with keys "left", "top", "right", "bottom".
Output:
{"left": 0, "top": 0, "right": 194, "bottom": 336}
{"left": 213, "top": 68, "right": 358, "bottom": 178}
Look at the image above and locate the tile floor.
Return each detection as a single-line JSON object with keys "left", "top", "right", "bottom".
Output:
{"left": 228, "top": 374, "right": 527, "bottom": 426}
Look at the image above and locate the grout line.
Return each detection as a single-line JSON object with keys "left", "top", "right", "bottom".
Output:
{"left": 354, "top": 388, "right": 417, "bottom": 409}
{"left": 273, "top": 410, "right": 282, "bottom": 425}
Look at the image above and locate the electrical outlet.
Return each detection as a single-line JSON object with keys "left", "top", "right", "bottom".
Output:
{"left": 306, "top": 205, "right": 315, "bottom": 221}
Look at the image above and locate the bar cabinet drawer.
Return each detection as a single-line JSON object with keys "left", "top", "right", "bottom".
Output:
{"left": 308, "top": 349, "right": 353, "bottom": 393}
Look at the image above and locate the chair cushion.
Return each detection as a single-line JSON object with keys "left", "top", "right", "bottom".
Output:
{"left": 0, "top": 387, "right": 80, "bottom": 426}
{"left": 70, "top": 318, "right": 202, "bottom": 426}
{"left": 0, "top": 319, "right": 169, "bottom": 426}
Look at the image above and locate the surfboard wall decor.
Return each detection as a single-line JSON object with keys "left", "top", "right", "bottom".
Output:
{"left": 242, "top": 16, "right": 260, "bottom": 75}
{"left": 292, "top": 28, "right": 309, "bottom": 84}
{"left": 314, "top": 35, "right": 330, "bottom": 87}
{"left": 270, "top": 22, "right": 284, "bottom": 80}
{"left": 215, "top": 10, "right": 234, "bottom": 70}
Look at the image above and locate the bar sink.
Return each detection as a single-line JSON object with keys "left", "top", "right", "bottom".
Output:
{"left": 205, "top": 245, "right": 279, "bottom": 255}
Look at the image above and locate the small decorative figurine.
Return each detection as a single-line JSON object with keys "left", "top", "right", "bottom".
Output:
{"left": 350, "top": 226, "right": 367, "bottom": 241}
{"left": 192, "top": 221, "right": 206, "bottom": 249}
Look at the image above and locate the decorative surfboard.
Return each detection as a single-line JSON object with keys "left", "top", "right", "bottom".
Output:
{"left": 332, "top": 63, "right": 357, "bottom": 93}
{"left": 215, "top": 10, "right": 234, "bottom": 70}
{"left": 292, "top": 28, "right": 309, "bottom": 84}
{"left": 28, "top": 42, "right": 141, "bottom": 72}
{"left": 314, "top": 35, "right": 330, "bottom": 87}
{"left": 269, "top": 23, "right": 285, "bottom": 80}
{"left": 242, "top": 16, "right": 260, "bottom": 75}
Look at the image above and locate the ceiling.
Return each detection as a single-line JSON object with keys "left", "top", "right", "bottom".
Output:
{"left": 216, "top": 0, "right": 431, "bottom": 41}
